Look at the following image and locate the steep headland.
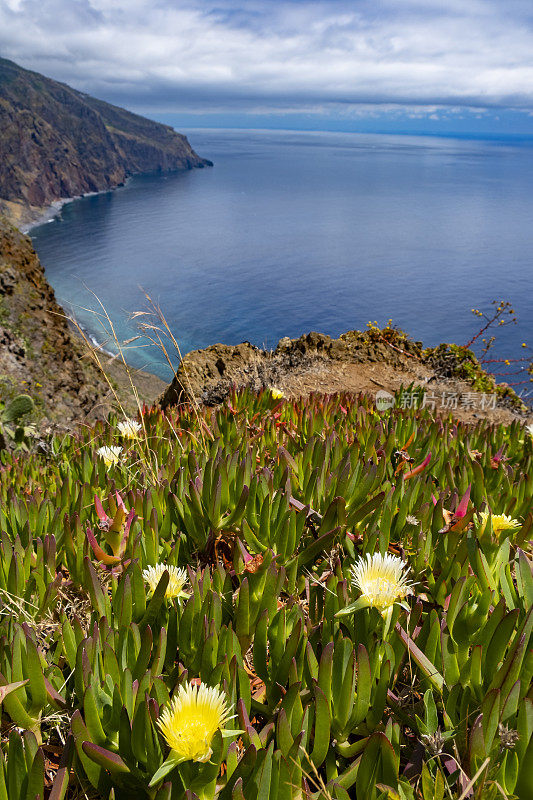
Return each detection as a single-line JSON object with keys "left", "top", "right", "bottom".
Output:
{"left": 0, "top": 57, "right": 211, "bottom": 227}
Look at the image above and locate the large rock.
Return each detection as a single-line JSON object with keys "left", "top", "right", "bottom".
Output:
{"left": 159, "top": 325, "right": 529, "bottom": 419}
{"left": 159, "top": 330, "right": 421, "bottom": 408}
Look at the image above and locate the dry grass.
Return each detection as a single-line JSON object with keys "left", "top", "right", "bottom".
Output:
{"left": 60, "top": 288, "right": 212, "bottom": 485}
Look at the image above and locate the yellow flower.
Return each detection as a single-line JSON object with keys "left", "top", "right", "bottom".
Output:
{"left": 478, "top": 512, "right": 521, "bottom": 535}
{"left": 158, "top": 682, "right": 230, "bottom": 763}
{"left": 270, "top": 388, "right": 284, "bottom": 399}
{"left": 350, "top": 552, "right": 413, "bottom": 615}
{"left": 117, "top": 418, "right": 142, "bottom": 439}
{"left": 96, "top": 445, "right": 122, "bottom": 467}
{"left": 142, "top": 565, "right": 189, "bottom": 602}
{"left": 525, "top": 424, "right": 533, "bottom": 438}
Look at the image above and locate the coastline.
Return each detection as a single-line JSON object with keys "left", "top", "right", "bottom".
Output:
{"left": 17, "top": 153, "right": 212, "bottom": 234}
{"left": 23, "top": 174, "right": 184, "bottom": 394}
{"left": 0, "top": 187, "right": 118, "bottom": 234}
{"left": 57, "top": 287, "right": 173, "bottom": 386}
{"left": 65, "top": 308, "right": 170, "bottom": 392}
{"left": 24, "top": 178, "right": 171, "bottom": 391}
{"left": 21, "top": 183, "right": 128, "bottom": 234}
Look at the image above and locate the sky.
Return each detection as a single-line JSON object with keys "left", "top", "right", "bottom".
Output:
{"left": 1, "top": 0, "right": 533, "bottom": 136}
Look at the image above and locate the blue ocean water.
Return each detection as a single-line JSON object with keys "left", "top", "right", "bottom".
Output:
{"left": 30, "top": 129, "right": 533, "bottom": 382}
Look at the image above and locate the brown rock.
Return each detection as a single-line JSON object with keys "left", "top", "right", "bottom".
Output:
{"left": 159, "top": 327, "right": 530, "bottom": 426}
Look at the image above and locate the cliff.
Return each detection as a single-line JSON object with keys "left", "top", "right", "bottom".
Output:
{"left": 0, "top": 57, "right": 212, "bottom": 227}
{"left": 0, "top": 216, "right": 166, "bottom": 426}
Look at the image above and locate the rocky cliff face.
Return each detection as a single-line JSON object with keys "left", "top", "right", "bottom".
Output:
{"left": 0, "top": 215, "right": 118, "bottom": 424}
{"left": 0, "top": 57, "right": 211, "bottom": 226}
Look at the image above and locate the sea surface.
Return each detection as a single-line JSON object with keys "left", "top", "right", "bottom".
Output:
{"left": 30, "top": 129, "right": 533, "bottom": 385}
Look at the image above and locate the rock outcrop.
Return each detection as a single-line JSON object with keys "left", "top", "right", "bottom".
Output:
{"left": 0, "top": 57, "right": 212, "bottom": 227}
{"left": 159, "top": 329, "right": 528, "bottom": 424}
{"left": 159, "top": 330, "right": 425, "bottom": 408}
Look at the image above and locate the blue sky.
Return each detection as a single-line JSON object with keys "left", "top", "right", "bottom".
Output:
{"left": 1, "top": 0, "right": 533, "bottom": 136}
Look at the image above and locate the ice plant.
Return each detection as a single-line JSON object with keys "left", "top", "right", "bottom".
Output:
{"left": 352, "top": 552, "right": 412, "bottom": 612}
{"left": 96, "top": 445, "right": 122, "bottom": 467}
{"left": 149, "top": 681, "right": 242, "bottom": 787}
{"left": 88, "top": 492, "right": 135, "bottom": 561}
{"left": 478, "top": 511, "right": 521, "bottom": 536}
{"left": 117, "top": 418, "right": 142, "bottom": 438}
{"left": 337, "top": 552, "right": 413, "bottom": 622}
{"left": 143, "top": 564, "right": 189, "bottom": 602}
{"left": 157, "top": 682, "right": 230, "bottom": 763}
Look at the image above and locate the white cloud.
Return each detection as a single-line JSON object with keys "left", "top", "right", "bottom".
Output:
{"left": 0, "top": 0, "right": 532, "bottom": 114}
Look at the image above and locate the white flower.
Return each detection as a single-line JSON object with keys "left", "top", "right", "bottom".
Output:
{"left": 117, "top": 418, "right": 142, "bottom": 439}
{"left": 143, "top": 564, "right": 189, "bottom": 602}
{"left": 350, "top": 552, "right": 413, "bottom": 615}
{"left": 97, "top": 445, "right": 122, "bottom": 467}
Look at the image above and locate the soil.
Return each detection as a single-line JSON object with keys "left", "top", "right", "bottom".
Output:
{"left": 276, "top": 359, "right": 526, "bottom": 425}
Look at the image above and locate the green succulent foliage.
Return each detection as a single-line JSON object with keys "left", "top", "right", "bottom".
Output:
{"left": 1, "top": 394, "right": 34, "bottom": 423}
{"left": 0, "top": 388, "right": 531, "bottom": 798}
{"left": 0, "top": 393, "right": 35, "bottom": 450}
{"left": 0, "top": 729, "right": 71, "bottom": 800}
{"left": 0, "top": 623, "right": 66, "bottom": 739}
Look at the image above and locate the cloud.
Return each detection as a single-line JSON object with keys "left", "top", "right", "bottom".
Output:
{"left": 0, "top": 0, "right": 532, "bottom": 117}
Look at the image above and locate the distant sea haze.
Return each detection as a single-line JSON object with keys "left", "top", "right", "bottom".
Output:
{"left": 30, "top": 128, "right": 533, "bottom": 383}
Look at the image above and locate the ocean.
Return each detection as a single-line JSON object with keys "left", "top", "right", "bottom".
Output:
{"left": 30, "top": 128, "right": 533, "bottom": 385}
